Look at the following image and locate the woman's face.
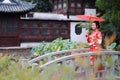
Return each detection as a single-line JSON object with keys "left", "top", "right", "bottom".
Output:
{"left": 91, "top": 22, "right": 97, "bottom": 30}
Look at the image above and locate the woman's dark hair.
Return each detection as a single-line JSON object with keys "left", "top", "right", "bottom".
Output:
{"left": 93, "top": 21, "right": 100, "bottom": 28}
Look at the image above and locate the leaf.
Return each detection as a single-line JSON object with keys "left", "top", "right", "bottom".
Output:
{"left": 108, "top": 42, "right": 116, "bottom": 49}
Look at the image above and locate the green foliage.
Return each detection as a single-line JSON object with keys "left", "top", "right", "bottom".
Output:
{"left": 115, "top": 44, "right": 120, "bottom": 51}
{"left": 0, "top": 53, "right": 119, "bottom": 80}
{"left": 100, "top": 23, "right": 117, "bottom": 49}
{"left": 77, "top": 21, "right": 92, "bottom": 30}
{"left": 35, "top": 0, "right": 52, "bottom": 12}
{"left": 0, "top": 56, "right": 11, "bottom": 73}
{"left": 31, "top": 38, "right": 87, "bottom": 56}
{"left": 0, "top": 56, "right": 77, "bottom": 80}
{"left": 76, "top": 21, "right": 94, "bottom": 34}
{"left": 40, "top": 64, "right": 76, "bottom": 80}
{"left": 0, "top": 56, "right": 41, "bottom": 80}
{"left": 96, "top": 0, "right": 120, "bottom": 45}
{"left": 100, "top": 22, "right": 116, "bottom": 37}
{"left": 23, "top": 0, "right": 52, "bottom": 12}
{"left": 107, "top": 42, "right": 117, "bottom": 50}
{"left": 77, "top": 41, "right": 89, "bottom": 48}
{"left": 106, "top": 72, "right": 115, "bottom": 80}
{"left": 96, "top": 0, "right": 120, "bottom": 10}
{"left": 96, "top": 0, "right": 120, "bottom": 11}
{"left": 103, "top": 55, "right": 118, "bottom": 67}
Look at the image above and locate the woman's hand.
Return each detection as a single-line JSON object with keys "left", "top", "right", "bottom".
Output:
{"left": 86, "top": 29, "right": 89, "bottom": 36}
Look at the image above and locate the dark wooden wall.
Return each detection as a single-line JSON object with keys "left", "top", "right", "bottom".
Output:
{"left": 20, "top": 20, "right": 70, "bottom": 42}
{"left": 0, "top": 15, "right": 70, "bottom": 47}
{"left": 0, "top": 15, "right": 21, "bottom": 47}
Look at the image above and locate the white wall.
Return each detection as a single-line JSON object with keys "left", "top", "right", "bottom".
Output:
{"left": 70, "top": 22, "right": 87, "bottom": 43}
{"left": 84, "top": 8, "right": 96, "bottom": 16}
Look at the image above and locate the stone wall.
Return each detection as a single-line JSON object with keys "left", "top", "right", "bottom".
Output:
{"left": 0, "top": 47, "right": 32, "bottom": 58}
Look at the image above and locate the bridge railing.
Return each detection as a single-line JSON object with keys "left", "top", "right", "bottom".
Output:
{"left": 28, "top": 48, "right": 89, "bottom": 67}
{"left": 28, "top": 49, "right": 120, "bottom": 80}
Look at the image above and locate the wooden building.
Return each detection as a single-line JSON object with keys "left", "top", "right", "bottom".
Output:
{"left": 52, "top": 0, "right": 96, "bottom": 15}
{"left": 0, "top": 0, "right": 36, "bottom": 47}
{"left": 20, "top": 12, "right": 84, "bottom": 43}
{"left": 0, "top": 0, "right": 96, "bottom": 47}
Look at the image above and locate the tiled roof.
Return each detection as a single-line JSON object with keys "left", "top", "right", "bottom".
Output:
{"left": 0, "top": 0, "right": 36, "bottom": 13}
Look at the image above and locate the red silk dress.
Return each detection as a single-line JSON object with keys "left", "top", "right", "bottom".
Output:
{"left": 86, "top": 28, "right": 103, "bottom": 70}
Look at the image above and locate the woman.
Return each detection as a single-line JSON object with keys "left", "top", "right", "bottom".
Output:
{"left": 86, "top": 21, "right": 103, "bottom": 70}
{"left": 86, "top": 21, "right": 102, "bottom": 52}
